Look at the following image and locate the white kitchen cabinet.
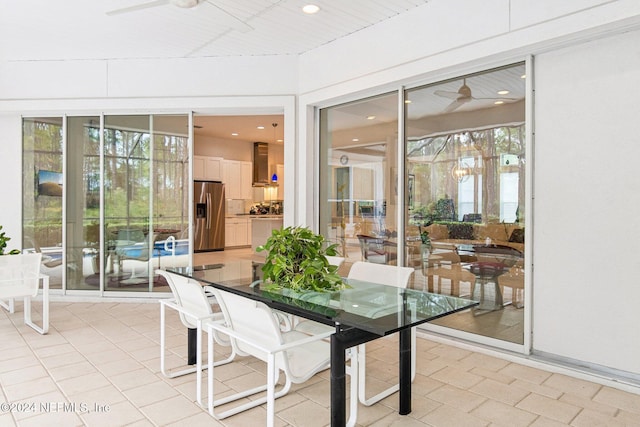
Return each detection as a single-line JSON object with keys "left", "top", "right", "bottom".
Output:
{"left": 222, "top": 160, "right": 241, "bottom": 199}
{"left": 251, "top": 217, "right": 283, "bottom": 255}
{"left": 225, "top": 217, "right": 251, "bottom": 247}
{"left": 194, "top": 156, "right": 223, "bottom": 181}
{"left": 223, "top": 160, "right": 253, "bottom": 200}
{"left": 241, "top": 161, "right": 253, "bottom": 199}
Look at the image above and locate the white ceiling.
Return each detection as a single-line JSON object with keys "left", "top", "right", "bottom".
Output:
{"left": 0, "top": 0, "right": 430, "bottom": 61}
{"left": 0, "top": 0, "right": 429, "bottom": 140}
{"left": 1, "top": 1, "right": 525, "bottom": 144}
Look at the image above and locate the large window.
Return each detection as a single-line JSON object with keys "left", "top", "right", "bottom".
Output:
{"left": 22, "top": 118, "right": 64, "bottom": 288}
{"left": 24, "top": 115, "right": 190, "bottom": 294}
{"left": 405, "top": 63, "right": 526, "bottom": 344}
{"left": 319, "top": 63, "right": 527, "bottom": 346}
{"left": 319, "top": 92, "right": 399, "bottom": 267}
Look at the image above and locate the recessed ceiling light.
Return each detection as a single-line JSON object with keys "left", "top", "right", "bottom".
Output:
{"left": 231, "top": 132, "right": 239, "bottom": 136}
{"left": 521, "top": 74, "right": 526, "bottom": 79}
{"left": 302, "top": 4, "right": 320, "bottom": 14}
{"left": 257, "top": 126, "right": 265, "bottom": 130}
{"left": 497, "top": 90, "right": 510, "bottom": 95}
{"left": 494, "top": 101, "right": 504, "bottom": 105}
{"left": 352, "top": 138, "right": 359, "bottom": 142}
{"left": 404, "top": 100, "right": 412, "bottom": 104}
{"left": 366, "top": 115, "right": 376, "bottom": 120}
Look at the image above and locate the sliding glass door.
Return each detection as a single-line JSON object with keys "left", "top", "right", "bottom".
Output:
{"left": 22, "top": 118, "right": 64, "bottom": 289}
{"left": 24, "top": 114, "right": 190, "bottom": 294}
{"left": 65, "top": 116, "right": 101, "bottom": 290}
{"left": 405, "top": 64, "right": 526, "bottom": 344}
{"left": 319, "top": 93, "right": 399, "bottom": 268}
{"left": 318, "top": 63, "right": 527, "bottom": 346}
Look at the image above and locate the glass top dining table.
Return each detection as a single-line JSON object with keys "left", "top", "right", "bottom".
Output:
{"left": 168, "top": 260, "right": 477, "bottom": 426}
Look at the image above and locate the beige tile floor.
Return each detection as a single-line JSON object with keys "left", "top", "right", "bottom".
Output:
{"left": 3, "top": 301, "right": 640, "bottom": 426}
{"left": 2, "top": 255, "right": 640, "bottom": 426}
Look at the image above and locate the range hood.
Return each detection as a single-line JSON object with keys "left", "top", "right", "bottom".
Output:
{"left": 253, "top": 142, "right": 270, "bottom": 186}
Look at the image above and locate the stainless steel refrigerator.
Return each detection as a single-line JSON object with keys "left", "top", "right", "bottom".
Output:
{"left": 194, "top": 181, "right": 225, "bottom": 252}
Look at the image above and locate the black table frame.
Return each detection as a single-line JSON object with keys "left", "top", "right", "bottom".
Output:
{"left": 176, "top": 265, "right": 476, "bottom": 427}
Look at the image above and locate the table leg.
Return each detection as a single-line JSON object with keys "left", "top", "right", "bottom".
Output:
{"left": 399, "top": 327, "right": 412, "bottom": 415}
{"left": 330, "top": 332, "right": 347, "bottom": 427}
{"left": 330, "top": 327, "right": 378, "bottom": 427}
{"left": 187, "top": 328, "right": 197, "bottom": 365}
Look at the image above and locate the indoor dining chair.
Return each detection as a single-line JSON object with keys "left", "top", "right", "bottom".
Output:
{"left": 156, "top": 269, "right": 236, "bottom": 406}
{"left": 206, "top": 287, "right": 359, "bottom": 427}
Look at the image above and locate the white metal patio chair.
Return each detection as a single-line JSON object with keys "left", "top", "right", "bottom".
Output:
{"left": 0, "top": 253, "right": 49, "bottom": 335}
{"left": 347, "top": 261, "right": 415, "bottom": 407}
{"left": 156, "top": 269, "right": 236, "bottom": 406}
{"left": 206, "top": 287, "right": 359, "bottom": 427}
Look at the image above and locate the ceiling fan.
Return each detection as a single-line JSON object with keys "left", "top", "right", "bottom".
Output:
{"left": 107, "top": 0, "right": 253, "bottom": 33}
{"left": 434, "top": 78, "right": 516, "bottom": 113}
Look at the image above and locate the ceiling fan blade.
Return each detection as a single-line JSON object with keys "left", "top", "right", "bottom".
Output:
{"left": 205, "top": 0, "right": 253, "bottom": 33}
{"left": 473, "top": 97, "right": 519, "bottom": 101}
{"left": 443, "top": 99, "right": 468, "bottom": 113}
{"left": 107, "top": 0, "right": 170, "bottom": 16}
{"left": 434, "top": 90, "right": 461, "bottom": 100}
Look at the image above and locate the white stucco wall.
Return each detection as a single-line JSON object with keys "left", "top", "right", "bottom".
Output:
{"left": 533, "top": 29, "right": 640, "bottom": 374}
{"left": 0, "top": 114, "right": 23, "bottom": 251}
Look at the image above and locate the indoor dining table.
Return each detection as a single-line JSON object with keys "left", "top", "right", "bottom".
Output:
{"left": 168, "top": 260, "right": 477, "bottom": 427}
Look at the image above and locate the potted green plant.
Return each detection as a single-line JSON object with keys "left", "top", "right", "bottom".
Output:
{"left": 256, "top": 226, "right": 345, "bottom": 294}
{"left": 418, "top": 224, "right": 431, "bottom": 248}
{"left": 0, "top": 225, "right": 20, "bottom": 255}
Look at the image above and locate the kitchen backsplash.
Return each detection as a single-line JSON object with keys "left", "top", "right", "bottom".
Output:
{"left": 226, "top": 199, "right": 250, "bottom": 215}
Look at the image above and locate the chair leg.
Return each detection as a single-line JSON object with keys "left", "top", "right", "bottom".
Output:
{"left": 23, "top": 275, "right": 49, "bottom": 335}
{"left": 266, "top": 353, "right": 276, "bottom": 427}
{"left": 207, "top": 332, "right": 289, "bottom": 421}
{"left": 160, "top": 303, "right": 199, "bottom": 379}
{"left": 0, "top": 298, "right": 15, "bottom": 313}
{"left": 357, "top": 328, "right": 416, "bottom": 406}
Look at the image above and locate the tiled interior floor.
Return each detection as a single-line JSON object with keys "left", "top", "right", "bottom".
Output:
{"left": 1, "top": 251, "right": 639, "bottom": 426}
{"left": 2, "top": 302, "right": 640, "bottom": 427}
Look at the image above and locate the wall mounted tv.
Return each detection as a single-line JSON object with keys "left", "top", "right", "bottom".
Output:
{"left": 38, "top": 170, "right": 63, "bottom": 197}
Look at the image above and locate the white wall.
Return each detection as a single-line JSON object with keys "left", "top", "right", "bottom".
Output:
{"left": 195, "top": 136, "right": 253, "bottom": 161}
{"left": 533, "top": 29, "right": 640, "bottom": 374}
{"left": 0, "top": 56, "right": 298, "bottom": 99}
{"left": 0, "top": 114, "right": 23, "bottom": 251}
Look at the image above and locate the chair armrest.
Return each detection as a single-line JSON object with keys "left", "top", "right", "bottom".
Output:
{"left": 206, "top": 322, "right": 333, "bottom": 355}
{"left": 159, "top": 299, "right": 222, "bottom": 324}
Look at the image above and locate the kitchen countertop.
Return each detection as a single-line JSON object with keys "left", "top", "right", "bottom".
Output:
{"left": 226, "top": 214, "right": 283, "bottom": 218}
